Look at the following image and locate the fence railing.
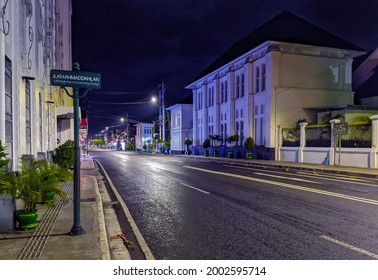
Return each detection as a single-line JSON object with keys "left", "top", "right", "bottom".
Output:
{"left": 282, "top": 121, "right": 372, "bottom": 148}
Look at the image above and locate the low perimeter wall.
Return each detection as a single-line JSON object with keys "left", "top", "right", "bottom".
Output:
{"left": 279, "top": 147, "right": 377, "bottom": 168}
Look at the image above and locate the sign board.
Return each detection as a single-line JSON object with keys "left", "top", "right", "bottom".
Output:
{"left": 333, "top": 123, "right": 348, "bottom": 136}
{"left": 79, "top": 129, "right": 87, "bottom": 137}
{"left": 50, "top": 70, "right": 101, "bottom": 89}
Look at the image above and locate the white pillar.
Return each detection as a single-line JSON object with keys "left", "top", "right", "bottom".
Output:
{"left": 298, "top": 122, "right": 308, "bottom": 163}
{"left": 370, "top": 115, "right": 378, "bottom": 168}
{"left": 276, "top": 125, "right": 283, "bottom": 161}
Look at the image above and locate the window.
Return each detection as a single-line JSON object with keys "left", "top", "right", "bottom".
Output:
{"left": 255, "top": 66, "right": 260, "bottom": 92}
{"left": 39, "top": 93, "right": 43, "bottom": 150}
{"left": 177, "top": 112, "right": 181, "bottom": 127}
{"left": 5, "top": 56, "right": 13, "bottom": 156}
{"left": 220, "top": 82, "right": 224, "bottom": 103}
{"left": 25, "top": 80, "right": 32, "bottom": 153}
{"left": 224, "top": 81, "right": 228, "bottom": 102}
{"left": 236, "top": 75, "right": 240, "bottom": 99}
{"left": 212, "top": 88, "right": 214, "bottom": 106}
{"left": 261, "top": 104, "right": 265, "bottom": 114}
{"left": 236, "top": 110, "right": 239, "bottom": 119}
{"left": 240, "top": 109, "right": 243, "bottom": 118}
{"left": 262, "top": 64, "right": 266, "bottom": 91}
{"left": 241, "top": 74, "right": 245, "bottom": 97}
{"left": 255, "top": 105, "right": 259, "bottom": 115}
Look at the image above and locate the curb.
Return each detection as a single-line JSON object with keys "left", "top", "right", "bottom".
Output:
{"left": 96, "top": 159, "right": 155, "bottom": 260}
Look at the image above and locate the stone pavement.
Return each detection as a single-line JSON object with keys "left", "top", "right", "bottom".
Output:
{"left": 0, "top": 152, "right": 377, "bottom": 260}
{"left": 0, "top": 155, "right": 130, "bottom": 260}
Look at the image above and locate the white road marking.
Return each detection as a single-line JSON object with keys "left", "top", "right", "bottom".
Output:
{"left": 253, "top": 172, "right": 318, "bottom": 184}
{"left": 184, "top": 166, "right": 378, "bottom": 206}
{"left": 224, "top": 164, "right": 378, "bottom": 187}
{"left": 296, "top": 171, "right": 378, "bottom": 187}
{"left": 180, "top": 183, "right": 210, "bottom": 195}
{"left": 320, "top": 235, "right": 378, "bottom": 259}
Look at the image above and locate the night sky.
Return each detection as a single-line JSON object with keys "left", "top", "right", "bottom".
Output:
{"left": 72, "top": 0, "right": 378, "bottom": 135}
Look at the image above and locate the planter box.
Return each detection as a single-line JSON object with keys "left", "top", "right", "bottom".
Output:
{"left": 0, "top": 195, "right": 15, "bottom": 232}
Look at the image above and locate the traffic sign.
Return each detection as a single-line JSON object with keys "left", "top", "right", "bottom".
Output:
{"left": 333, "top": 123, "right": 348, "bottom": 136}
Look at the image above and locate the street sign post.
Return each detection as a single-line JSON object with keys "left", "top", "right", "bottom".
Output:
{"left": 50, "top": 64, "right": 101, "bottom": 235}
{"left": 333, "top": 122, "right": 348, "bottom": 165}
{"left": 51, "top": 70, "right": 101, "bottom": 89}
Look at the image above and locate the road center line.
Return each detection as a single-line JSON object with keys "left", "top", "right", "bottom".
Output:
{"left": 184, "top": 166, "right": 378, "bottom": 206}
{"left": 320, "top": 235, "right": 378, "bottom": 259}
{"left": 180, "top": 183, "right": 210, "bottom": 195}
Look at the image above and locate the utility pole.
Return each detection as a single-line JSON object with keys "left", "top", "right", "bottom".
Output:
{"left": 159, "top": 82, "right": 166, "bottom": 141}
{"left": 126, "top": 112, "right": 130, "bottom": 144}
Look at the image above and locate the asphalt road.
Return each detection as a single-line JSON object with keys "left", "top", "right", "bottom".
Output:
{"left": 92, "top": 150, "right": 378, "bottom": 260}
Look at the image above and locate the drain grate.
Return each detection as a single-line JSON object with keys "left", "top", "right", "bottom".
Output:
{"left": 17, "top": 181, "right": 73, "bottom": 260}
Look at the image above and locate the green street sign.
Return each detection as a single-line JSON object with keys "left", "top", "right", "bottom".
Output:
{"left": 50, "top": 69, "right": 101, "bottom": 89}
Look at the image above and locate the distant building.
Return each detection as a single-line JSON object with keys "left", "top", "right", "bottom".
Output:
{"left": 186, "top": 11, "right": 364, "bottom": 157}
{"left": 167, "top": 95, "right": 193, "bottom": 154}
{"left": 135, "top": 123, "right": 153, "bottom": 151}
{"left": 0, "top": 1, "right": 73, "bottom": 169}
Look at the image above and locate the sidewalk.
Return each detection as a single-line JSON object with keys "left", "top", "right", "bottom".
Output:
{"left": 0, "top": 156, "right": 130, "bottom": 260}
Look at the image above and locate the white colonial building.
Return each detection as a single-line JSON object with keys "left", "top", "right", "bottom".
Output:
{"left": 135, "top": 123, "right": 153, "bottom": 151}
{"left": 0, "top": 0, "right": 73, "bottom": 169}
{"left": 167, "top": 95, "right": 193, "bottom": 154}
{"left": 186, "top": 11, "right": 365, "bottom": 158}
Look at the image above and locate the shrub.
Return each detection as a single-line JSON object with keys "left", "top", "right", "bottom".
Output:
{"left": 244, "top": 137, "right": 256, "bottom": 150}
{"left": 203, "top": 138, "right": 211, "bottom": 149}
{"left": 53, "top": 140, "right": 74, "bottom": 169}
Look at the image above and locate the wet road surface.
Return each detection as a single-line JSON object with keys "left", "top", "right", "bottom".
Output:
{"left": 93, "top": 151, "right": 378, "bottom": 260}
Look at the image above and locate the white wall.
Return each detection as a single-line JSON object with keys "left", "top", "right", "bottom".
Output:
{"left": 0, "top": 1, "right": 72, "bottom": 169}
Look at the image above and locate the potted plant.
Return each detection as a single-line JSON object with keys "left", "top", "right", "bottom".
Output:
{"left": 203, "top": 138, "right": 210, "bottom": 156}
{"left": 184, "top": 138, "right": 192, "bottom": 155}
{"left": 244, "top": 137, "right": 256, "bottom": 159}
{"left": 226, "top": 135, "right": 239, "bottom": 158}
{"left": 210, "top": 135, "right": 221, "bottom": 157}
{"left": 0, "top": 156, "right": 72, "bottom": 230}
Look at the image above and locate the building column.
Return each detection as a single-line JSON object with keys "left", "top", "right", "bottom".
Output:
{"left": 0, "top": 31, "right": 5, "bottom": 141}
{"left": 298, "top": 122, "right": 308, "bottom": 163}
{"left": 370, "top": 115, "right": 378, "bottom": 168}
{"left": 246, "top": 56, "right": 254, "bottom": 138}
{"left": 192, "top": 90, "right": 198, "bottom": 145}
{"left": 276, "top": 124, "right": 283, "bottom": 161}
{"left": 215, "top": 76, "right": 220, "bottom": 135}
{"left": 229, "top": 68, "right": 236, "bottom": 138}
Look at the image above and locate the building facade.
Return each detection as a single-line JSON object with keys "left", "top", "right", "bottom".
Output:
{"left": 135, "top": 123, "right": 153, "bottom": 151}
{"left": 186, "top": 12, "right": 364, "bottom": 157}
{"left": 167, "top": 103, "right": 193, "bottom": 154}
{"left": 0, "top": 0, "right": 73, "bottom": 169}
